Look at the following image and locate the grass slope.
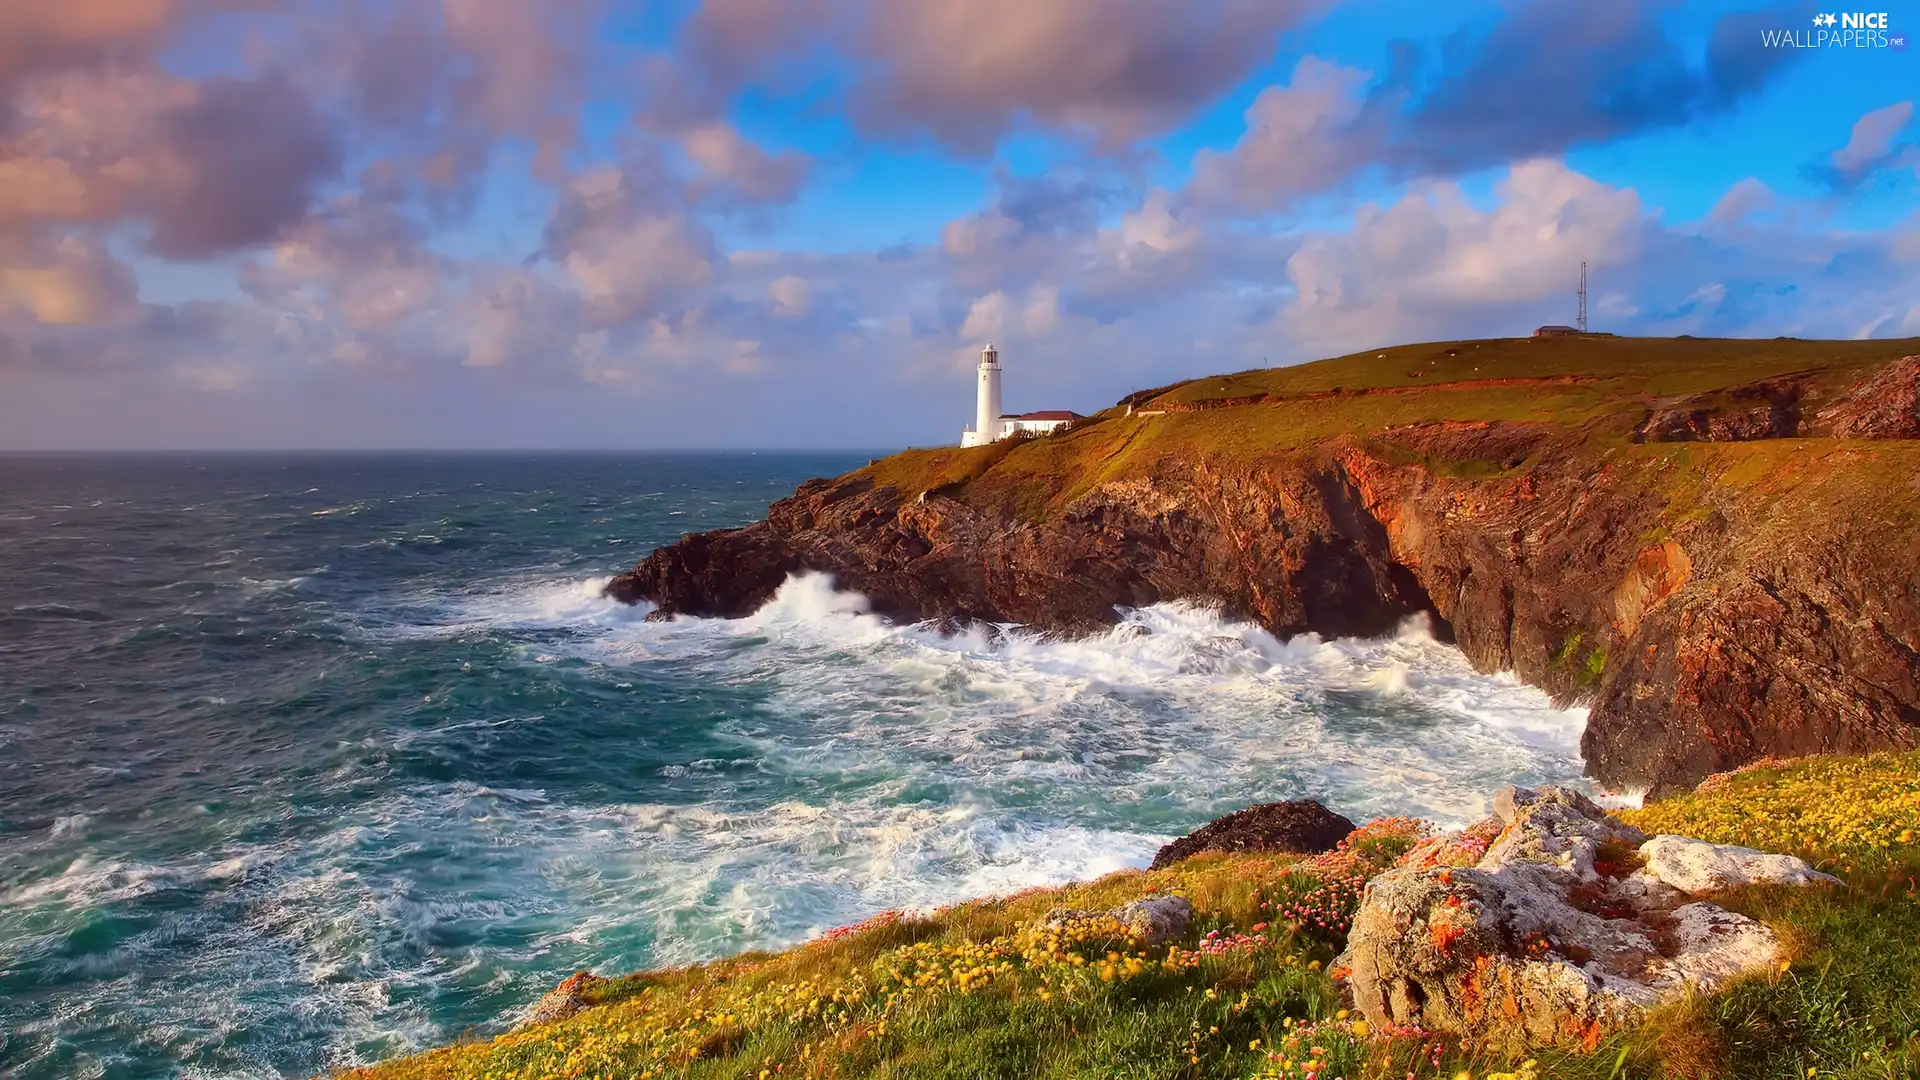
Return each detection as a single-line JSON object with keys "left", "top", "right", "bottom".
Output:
{"left": 346, "top": 753, "right": 1920, "bottom": 1080}
{"left": 857, "top": 336, "right": 1920, "bottom": 523}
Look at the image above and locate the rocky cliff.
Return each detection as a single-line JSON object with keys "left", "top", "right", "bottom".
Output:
{"left": 608, "top": 337, "right": 1920, "bottom": 796}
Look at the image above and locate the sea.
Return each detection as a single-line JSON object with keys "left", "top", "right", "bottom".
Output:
{"left": 0, "top": 453, "right": 1592, "bottom": 1079}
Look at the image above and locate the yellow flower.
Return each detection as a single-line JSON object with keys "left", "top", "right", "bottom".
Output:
{"left": 1350, "top": 1020, "right": 1370, "bottom": 1038}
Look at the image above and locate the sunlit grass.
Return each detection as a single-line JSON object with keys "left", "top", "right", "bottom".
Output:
{"left": 848, "top": 335, "right": 1920, "bottom": 528}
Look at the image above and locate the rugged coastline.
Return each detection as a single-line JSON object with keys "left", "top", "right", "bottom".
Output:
{"left": 608, "top": 336, "right": 1920, "bottom": 797}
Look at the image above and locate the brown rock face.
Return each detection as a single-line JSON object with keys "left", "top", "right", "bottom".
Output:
{"left": 606, "top": 358, "right": 1920, "bottom": 796}
{"left": 1811, "top": 355, "right": 1920, "bottom": 439}
{"left": 1633, "top": 377, "right": 1803, "bottom": 443}
{"left": 1150, "top": 801, "right": 1357, "bottom": 870}
{"left": 515, "top": 971, "right": 606, "bottom": 1030}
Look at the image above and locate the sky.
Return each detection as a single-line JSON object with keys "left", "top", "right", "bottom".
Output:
{"left": 0, "top": 0, "right": 1915, "bottom": 450}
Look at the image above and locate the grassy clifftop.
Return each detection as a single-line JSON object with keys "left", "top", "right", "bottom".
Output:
{"left": 857, "top": 336, "right": 1920, "bottom": 524}
{"left": 346, "top": 753, "right": 1920, "bottom": 1080}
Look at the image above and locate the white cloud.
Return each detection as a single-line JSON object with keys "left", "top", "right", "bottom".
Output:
{"left": 1279, "top": 159, "right": 1645, "bottom": 350}
{"left": 769, "top": 275, "right": 811, "bottom": 316}
{"left": 1192, "top": 58, "right": 1377, "bottom": 210}
{"left": 1831, "top": 101, "right": 1915, "bottom": 174}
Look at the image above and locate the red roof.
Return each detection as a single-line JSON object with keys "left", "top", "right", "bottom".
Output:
{"left": 1007, "top": 410, "right": 1081, "bottom": 421}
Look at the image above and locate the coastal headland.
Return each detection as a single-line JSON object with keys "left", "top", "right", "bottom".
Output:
{"left": 609, "top": 335, "right": 1920, "bottom": 798}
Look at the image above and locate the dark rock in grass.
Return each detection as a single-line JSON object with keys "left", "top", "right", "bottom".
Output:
{"left": 1150, "top": 800, "right": 1356, "bottom": 870}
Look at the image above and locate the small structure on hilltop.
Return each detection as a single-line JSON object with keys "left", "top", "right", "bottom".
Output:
{"left": 1534, "top": 324, "right": 1582, "bottom": 338}
{"left": 959, "top": 343, "right": 1082, "bottom": 446}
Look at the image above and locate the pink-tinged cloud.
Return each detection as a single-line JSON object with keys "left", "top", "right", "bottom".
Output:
{"left": 679, "top": 0, "right": 1323, "bottom": 151}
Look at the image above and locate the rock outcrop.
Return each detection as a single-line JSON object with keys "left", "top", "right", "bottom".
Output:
{"left": 607, "top": 353, "right": 1920, "bottom": 795}
{"left": 515, "top": 971, "right": 607, "bottom": 1031}
{"left": 1339, "top": 786, "right": 1836, "bottom": 1052}
{"left": 1150, "top": 800, "right": 1357, "bottom": 869}
{"left": 1811, "top": 355, "right": 1920, "bottom": 439}
{"left": 1044, "top": 895, "right": 1194, "bottom": 948}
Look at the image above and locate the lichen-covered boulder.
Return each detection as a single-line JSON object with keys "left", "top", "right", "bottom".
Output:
{"left": 1150, "top": 800, "right": 1356, "bottom": 869}
{"left": 1636, "top": 835, "right": 1841, "bottom": 895}
{"left": 515, "top": 971, "right": 607, "bottom": 1031}
{"left": 1043, "top": 895, "right": 1194, "bottom": 948}
{"left": 1113, "top": 896, "right": 1195, "bottom": 947}
{"left": 1339, "top": 786, "right": 1834, "bottom": 1053}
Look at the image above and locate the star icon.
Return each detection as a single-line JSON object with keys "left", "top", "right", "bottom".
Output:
{"left": 1824, "top": 13, "right": 1839, "bottom": 25}
{"left": 1814, "top": 12, "right": 1826, "bottom": 24}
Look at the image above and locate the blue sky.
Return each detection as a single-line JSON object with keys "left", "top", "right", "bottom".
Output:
{"left": 0, "top": 0, "right": 1915, "bottom": 449}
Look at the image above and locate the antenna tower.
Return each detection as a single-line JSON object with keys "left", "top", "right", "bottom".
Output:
{"left": 1577, "top": 261, "right": 1588, "bottom": 333}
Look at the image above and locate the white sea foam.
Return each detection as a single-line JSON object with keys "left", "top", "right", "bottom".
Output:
{"left": 374, "top": 570, "right": 1592, "bottom": 948}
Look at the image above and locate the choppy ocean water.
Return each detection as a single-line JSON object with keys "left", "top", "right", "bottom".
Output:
{"left": 0, "top": 453, "right": 1591, "bottom": 1079}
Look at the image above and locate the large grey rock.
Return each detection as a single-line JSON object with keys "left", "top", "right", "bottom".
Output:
{"left": 1339, "top": 786, "right": 1832, "bottom": 1054}
{"left": 1636, "top": 835, "right": 1840, "bottom": 895}
{"left": 1045, "top": 895, "right": 1194, "bottom": 948}
{"left": 1113, "top": 896, "right": 1195, "bottom": 947}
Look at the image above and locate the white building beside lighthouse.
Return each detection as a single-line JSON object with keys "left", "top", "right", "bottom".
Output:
{"left": 959, "top": 343, "right": 1081, "bottom": 447}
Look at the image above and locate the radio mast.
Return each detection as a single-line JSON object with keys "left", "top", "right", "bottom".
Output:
{"left": 1577, "top": 261, "right": 1588, "bottom": 333}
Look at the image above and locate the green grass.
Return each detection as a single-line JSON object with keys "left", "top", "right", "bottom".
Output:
{"left": 343, "top": 755, "right": 1920, "bottom": 1080}
{"left": 1142, "top": 337, "right": 1918, "bottom": 407}
{"left": 849, "top": 336, "right": 1920, "bottom": 526}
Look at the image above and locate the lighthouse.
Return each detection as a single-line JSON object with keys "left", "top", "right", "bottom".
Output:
{"left": 959, "top": 343, "right": 1081, "bottom": 447}
{"left": 963, "top": 342, "right": 1003, "bottom": 448}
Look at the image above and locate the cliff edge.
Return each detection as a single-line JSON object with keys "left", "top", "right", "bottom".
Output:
{"left": 608, "top": 336, "right": 1920, "bottom": 796}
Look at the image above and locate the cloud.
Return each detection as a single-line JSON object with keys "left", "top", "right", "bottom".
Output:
{"left": 1707, "top": 177, "right": 1777, "bottom": 226}
{"left": 1192, "top": 2, "right": 1807, "bottom": 209}
{"left": 1273, "top": 163, "right": 1920, "bottom": 356}
{"left": 147, "top": 74, "right": 344, "bottom": 258}
{"left": 335, "top": 0, "right": 604, "bottom": 183}
{"left": 676, "top": 0, "right": 1323, "bottom": 152}
{"left": 1278, "top": 159, "right": 1647, "bottom": 351}
{"left": 0, "top": 66, "right": 341, "bottom": 259}
{"left": 543, "top": 164, "right": 720, "bottom": 325}
{"left": 1812, "top": 101, "right": 1917, "bottom": 190}
{"left": 768, "top": 275, "right": 810, "bottom": 316}
{"left": 1384, "top": 0, "right": 1800, "bottom": 176}
{"left": 678, "top": 122, "right": 810, "bottom": 207}
{"left": 1118, "top": 189, "right": 1202, "bottom": 254}
{"left": 0, "top": 0, "right": 208, "bottom": 99}
{"left": 241, "top": 190, "right": 449, "bottom": 332}
{"left": 1192, "top": 58, "right": 1379, "bottom": 210}
{"left": 0, "top": 234, "right": 139, "bottom": 327}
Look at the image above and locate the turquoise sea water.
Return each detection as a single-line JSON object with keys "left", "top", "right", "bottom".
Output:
{"left": 0, "top": 454, "right": 1591, "bottom": 1078}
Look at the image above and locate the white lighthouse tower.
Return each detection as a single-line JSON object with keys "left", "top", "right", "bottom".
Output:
{"left": 961, "top": 342, "right": 1003, "bottom": 447}
{"left": 958, "top": 342, "right": 1079, "bottom": 446}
